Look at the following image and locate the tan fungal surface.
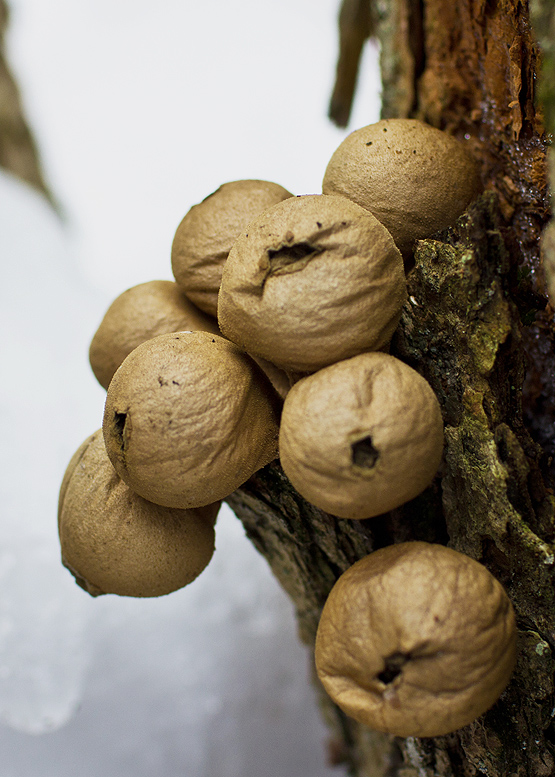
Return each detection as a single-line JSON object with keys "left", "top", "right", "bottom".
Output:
{"left": 171, "top": 179, "right": 293, "bottom": 317}
{"left": 58, "top": 431, "right": 218, "bottom": 598}
{"left": 89, "top": 280, "right": 219, "bottom": 389}
{"left": 248, "top": 354, "right": 293, "bottom": 401}
{"left": 218, "top": 194, "right": 406, "bottom": 373}
{"left": 279, "top": 352, "right": 444, "bottom": 518}
{"left": 322, "top": 119, "right": 482, "bottom": 257}
{"left": 103, "top": 331, "right": 280, "bottom": 509}
{"left": 315, "top": 542, "right": 517, "bottom": 738}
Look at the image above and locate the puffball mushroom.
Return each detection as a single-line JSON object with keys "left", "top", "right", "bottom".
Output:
{"left": 58, "top": 430, "right": 218, "bottom": 598}
{"left": 322, "top": 118, "right": 482, "bottom": 258}
{"left": 89, "top": 280, "right": 219, "bottom": 390}
{"left": 315, "top": 542, "right": 517, "bottom": 738}
{"left": 103, "top": 330, "right": 281, "bottom": 509}
{"left": 218, "top": 194, "right": 407, "bottom": 373}
{"left": 171, "top": 179, "right": 293, "bottom": 317}
{"left": 279, "top": 351, "right": 443, "bottom": 518}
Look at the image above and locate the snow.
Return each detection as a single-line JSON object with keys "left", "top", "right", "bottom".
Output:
{"left": 0, "top": 0, "right": 381, "bottom": 773}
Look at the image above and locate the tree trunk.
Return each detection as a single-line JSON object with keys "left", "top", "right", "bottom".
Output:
{"left": 227, "top": 1, "right": 555, "bottom": 775}
{"left": 0, "top": 0, "right": 54, "bottom": 204}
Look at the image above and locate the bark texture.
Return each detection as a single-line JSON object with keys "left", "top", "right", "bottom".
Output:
{"left": 227, "top": 1, "right": 555, "bottom": 775}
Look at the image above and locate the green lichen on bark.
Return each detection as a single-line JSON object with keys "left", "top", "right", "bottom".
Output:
{"left": 227, "top": 193, "right": 555, "bottom": 776}
{"left": 393, "top": 193, "right": 555, "bottom": 774}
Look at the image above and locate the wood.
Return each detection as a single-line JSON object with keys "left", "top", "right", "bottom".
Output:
{"left": 329, "top": 0, "right": 375, "bottom": 127}
{"left": 227, "top": 1, "right": 555, "bottom": 774}
{"left": 0, "top": 0, "right": 53, "bottom": 203}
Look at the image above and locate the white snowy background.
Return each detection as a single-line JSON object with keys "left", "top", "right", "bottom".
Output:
{"left": 0, "top": 1, "right": 381, "bottom": 774}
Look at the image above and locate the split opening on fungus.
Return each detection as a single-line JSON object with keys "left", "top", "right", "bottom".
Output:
{"left": 377, "top": 652, "right": 409, "bottom": 685}
{"left": 351, "top": 435, "right": 379, "bottom": 468}
{"left": 267, "top": 241, "right": 323, "bottom": 274}
{"left": 114, "top": 412, "right": 128, "bottom": 451}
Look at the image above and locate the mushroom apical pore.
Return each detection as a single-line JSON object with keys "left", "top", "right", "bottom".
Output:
{"left": 171, "top": 179, "right": 293, "bottom": 317}
{"left": 279, "top": 351, "right": 444, "bottom": 518}
{"left": 322, "top": 118, "right": 482, "bottom": 257}
{"left": 89, "top": 280, "right": 219, "bottom": 389}
{"left": 218, "top": 194, "right": 407, "bottom": 373}
{"left": 103, "top": 330, "right": 281, "bottom": 509}
{"left": 58, "top": 431, "right": 218, "bottom": 598}
{"left": 315, "top": 542, "right": 517, "bottom": 737}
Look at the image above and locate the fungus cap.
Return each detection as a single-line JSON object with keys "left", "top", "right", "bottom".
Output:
{"left": 171, "top": 179, "right": 293, "bottom": 317}
{"left": 58, "top": 431, "right": 218, "bottom": 598}
{"left": 315, "top": 542, "right": 517, "bottom": 738}
{"left": 89, "top": 280, "right": 219, "bottom": 389}
{"left": 279, "top": 351, "right": 443, "bottom": 518}
{"left": 322, "top": 119, "right": 482, "bottom": 257}
{"left": 218, "top": 194, "right": 406, "bottom": 373}
{"left": 103, "top": 330, "right": 280, "bottom": 508}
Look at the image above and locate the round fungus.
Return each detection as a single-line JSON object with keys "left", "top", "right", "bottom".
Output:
{"left": 315, "top": 542, "right": 517, "bottom": 738}
{"left": 58, "top": 431, "right": 218, "bottom": 598}
{"left": 171, "top": 179, "right": 293, "bottom": 317}
{"left": 103, "top": 330, "right": 281, "bottom": 509}
{"left": 279, "top": 351, "right": 444, "bottom": 518}
{"left": 89, "top": 280, "right": 219, "bottom": 390}
{"left": 218, "top": 194, "right": 406, "bottom": 373}
{"left": 322, "top": 118, "right": 482, "bottom": 257}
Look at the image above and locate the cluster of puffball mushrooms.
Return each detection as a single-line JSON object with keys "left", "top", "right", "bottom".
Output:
{"left": 58, "top": 119, "right": 517, "bottom": 739}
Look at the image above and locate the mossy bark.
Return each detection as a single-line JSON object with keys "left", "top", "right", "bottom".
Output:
{"left": 227, "top": 1, "right": 555, "bottom": 775}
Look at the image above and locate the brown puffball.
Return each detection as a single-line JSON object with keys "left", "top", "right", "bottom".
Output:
{"left": 315, "top": 542, "right": 517, "bottom": 738}
{"left": 89, "top": 280, "right": 219, "bottom": 389}
{"left": 249, "top": 354, "right": 293, "bottom": 400}
{"left": 322, "top": 119, "right": 482, "bottom": 257}
{"left": 218, "top": 194, "right": 406, "bottom": 373}
{"left": 171, "top": 180, "right": 293, "bottom": 317}
{"left": 103, "top": 330, "right": 280, "bottom": 509}
{"left": 58, "top": 431, "right": 218, "bottom": 598}
{"left": 279, "top": 351, "right": 443, "bottom": 518}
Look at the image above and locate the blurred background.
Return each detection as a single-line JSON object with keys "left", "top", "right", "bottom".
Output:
{"left": 0, "top": 0, "right": 381, "bottom": 774}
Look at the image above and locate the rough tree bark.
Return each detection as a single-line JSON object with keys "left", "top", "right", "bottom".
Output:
{"left": 227, "top": 1, "right": 555, "bottom": 775}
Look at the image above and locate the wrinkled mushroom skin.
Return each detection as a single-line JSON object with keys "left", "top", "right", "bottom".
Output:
{"left": 103, "top": 331, "right": 281, "bottom": 509}
{"left": 322, "top": 119, "right": 482, "bottom": 258}
{"left": 279, "top": 351, "right": 444, "bottom": 518}
{"left": 171, "top": 180, "right": 294, "bottom": 317}
{"left": 89, "top": 280, "right": 219, "bottom": 390}
{"left": 315, "top": 542, "right": 517, "bottom": 738}
{"left": 218, "top": 194, "right": 407, "bottom": 373}
{"left": 58, "top": 431, "right": 218, "bottom": 598}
